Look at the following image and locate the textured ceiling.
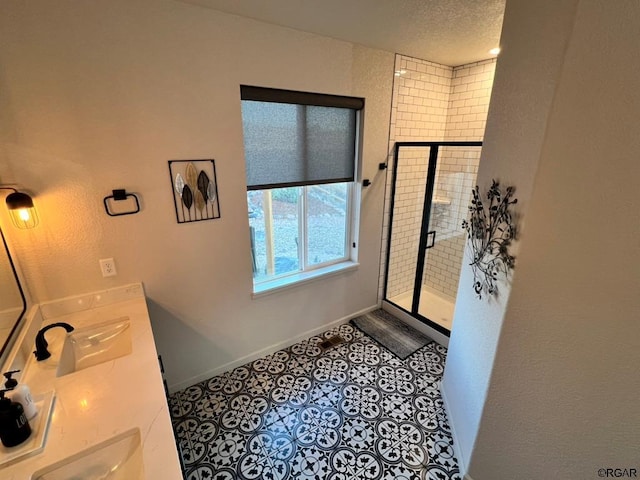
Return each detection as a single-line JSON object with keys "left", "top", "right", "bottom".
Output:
{"left": 176, "top": 0, "right": 506, "bottom": 66}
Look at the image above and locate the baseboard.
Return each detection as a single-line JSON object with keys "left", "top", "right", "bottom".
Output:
{"left": 168, "top": 304, "right": 379, "bottom": 393}
{"left": 381, "top": 301, "right": 450, "bottom": 347}
{"left": 441, "top": 380, "right": 473, "bottom": 480}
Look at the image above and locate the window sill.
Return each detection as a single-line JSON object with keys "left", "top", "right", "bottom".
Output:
{"left": 252, "top": 261, "right": 359, "bottom": 298}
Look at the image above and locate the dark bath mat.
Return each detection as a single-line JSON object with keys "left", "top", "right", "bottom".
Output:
{"left": 350, "top": 309, "right": 432, "bottom": 360}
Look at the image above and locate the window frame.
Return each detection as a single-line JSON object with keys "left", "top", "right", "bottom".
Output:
{"left": 241, "top": 87, "right": 364, "bottom": 295}
{"left": 300, "top": 183, "right": 354, "bottom": 272}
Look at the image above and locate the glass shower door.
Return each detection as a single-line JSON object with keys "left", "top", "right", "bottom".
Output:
{"left": 384, "top": 142, "right": 482, "bottom": 336}
{"left": 417, "top": 145, "right": 482, "bottom": 331}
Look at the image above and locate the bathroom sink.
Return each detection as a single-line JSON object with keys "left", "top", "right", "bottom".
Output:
{"left": 31, "top": 428, "right": 143, "bottom": 479}
{"left": 56, "top": 317, "right": 132, "bottom": 377}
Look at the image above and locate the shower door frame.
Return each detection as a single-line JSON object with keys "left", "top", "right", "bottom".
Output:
{"left": 383, "top": 141, "right": 482, "bottom": 336}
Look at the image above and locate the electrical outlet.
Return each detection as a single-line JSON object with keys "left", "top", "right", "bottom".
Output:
{"left": 99, "top": 258, "right": 117, "bottom": 277}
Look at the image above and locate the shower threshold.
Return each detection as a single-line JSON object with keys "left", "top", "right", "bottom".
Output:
{"left": 388, "top": 287, "right": 455, "bottom": 331}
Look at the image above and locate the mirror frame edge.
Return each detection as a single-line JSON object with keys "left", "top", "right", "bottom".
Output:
{"left": 0, "top": 225, "right": 27, "bottom": 363}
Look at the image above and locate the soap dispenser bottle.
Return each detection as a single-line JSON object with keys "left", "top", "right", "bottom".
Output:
{"left": 0, "top": 388, "right": 32, "bottom": 447}
{"left": 3, "top": 370, "right": 37, "bottom": 420}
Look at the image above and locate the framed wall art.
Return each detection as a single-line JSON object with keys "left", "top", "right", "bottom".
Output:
{"left": 168, "top": 159, "right": 221, "bottom": 224}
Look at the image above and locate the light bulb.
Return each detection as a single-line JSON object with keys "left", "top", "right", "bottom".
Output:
{"left": 9, "top": 205, "right": 38, "bottom": 229}
{"left": 18, "top": 208, "right": 30, "bottom": 222}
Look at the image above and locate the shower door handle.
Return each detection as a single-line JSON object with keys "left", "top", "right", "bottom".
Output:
{"left": 426, "top": 230, "right": 436, "bottom": 249}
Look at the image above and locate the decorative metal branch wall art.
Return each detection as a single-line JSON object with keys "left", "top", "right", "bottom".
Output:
{"left": 462, "top": 180, "right": 518, "bottom": 299}
{"left": 169, "top": 160, "right": 221, "bottom": 223}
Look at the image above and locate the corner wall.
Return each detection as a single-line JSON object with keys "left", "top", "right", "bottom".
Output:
{"left": 441, "top": 0, "right": 580, "bottom": 473}
{"left": 441, "top": 0, "right": 640, "bottom": 476}
{"left": 0, "top": 0, "right": 393, "bottom": 390}
{"left": 467, "top": 0, "right": 640, "bottom": 477}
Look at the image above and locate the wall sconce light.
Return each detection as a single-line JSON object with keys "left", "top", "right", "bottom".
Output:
{"left": 1, "top": 188, "right": 39, "bottom": 229}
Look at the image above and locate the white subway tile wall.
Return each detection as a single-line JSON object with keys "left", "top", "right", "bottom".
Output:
{"left": 386, "top": 147, "right": 430, "bottom": 299}
{"left": 445, "top": 59, "right": 496, "bottom": 141}
{"left": 381, "top": 55, "right": 496, "bottom": 305}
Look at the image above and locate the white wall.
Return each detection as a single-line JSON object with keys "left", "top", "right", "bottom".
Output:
{"left": 468, "top": 1, "right": 640, "bottom": 477}
{"left": 0, "top": 0, "right": 393, "bottom": 390}
{"left": 444, "top": 0, "right": 640, "bottom": 478}
{"left": 442, "top": 0, "right": 579, "bottom": 473}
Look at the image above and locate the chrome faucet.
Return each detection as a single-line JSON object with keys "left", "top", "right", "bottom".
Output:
{"left": 33, "top": 323, "right": 75, "bottom": 361}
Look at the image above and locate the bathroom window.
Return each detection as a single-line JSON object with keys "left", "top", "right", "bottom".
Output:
{"left": 241, "top": 86, "right": 363, "bottom": 294}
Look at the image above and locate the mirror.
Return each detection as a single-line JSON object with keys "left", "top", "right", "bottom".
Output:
{"left": 0, "top": 226, "right": 26, "bottom": 365}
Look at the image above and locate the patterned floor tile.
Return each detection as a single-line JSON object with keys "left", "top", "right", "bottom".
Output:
{"left": 339, "top": 384, "right": 382, "bottom": 420}
{"left": 284, "top": 354, "right": 315, "bottom": 377}
{"left": 263, "top": 403, "right": 301, "bottom": 436}
{"left": 380, "top": 463, "right": 422, "bottom": 480}
{"left": 220, "top": 394, "right": 269, "bottom": 434}
{"left": 295, "top": 405, "right": 343, "bottom": 450}
{"left": 290, "top": 444, "right": 332, "bottom": 479}
{"left": 244, "top": 371, "right": 276, "bottom": 397}
{"left": 207, "top": 430, "right": 247, "bottom": 469}
{"left": 381, "top": 393, "right": 415, "bottom": 422}
{"left": 271, "top": 374, "right": 313, "bottom": 406}
{"left": 251, "top": 350, "right": 291, "bottom": 375}
{"left": 170, "top": 321, "right": 461, "bottom": 480}
{"left": 174, "top": 417, "right": 218, "bottom": 465}
{"left": 237, "top": 431, "right": 296, "bottom": 480}
{"left": 376, "top": 364, "right": 416, "bottom": 395}
{"left": 312, "top": 356, "right": 350, "bottom": 384}
{"left": 328, "top": 448, "right": 383, "bottom": 480}
{"left": 375, "top": 419, "right": 427, "bottom": 467}
{"left": 306, "top": 380, "right": 342, "bottom": 409}
{"left": 207, "top": 366, "right": 251, "bottom": 395}
{"left": 348, "top": 362, "right": 378, "bottom": 386}
{"left": 341, "top": 417, "right": 376, "bottom": 450}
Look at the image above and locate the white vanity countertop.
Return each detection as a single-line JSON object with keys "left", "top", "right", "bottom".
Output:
{"left": 0, "top": 284, "right": 183, "bottom": 479}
